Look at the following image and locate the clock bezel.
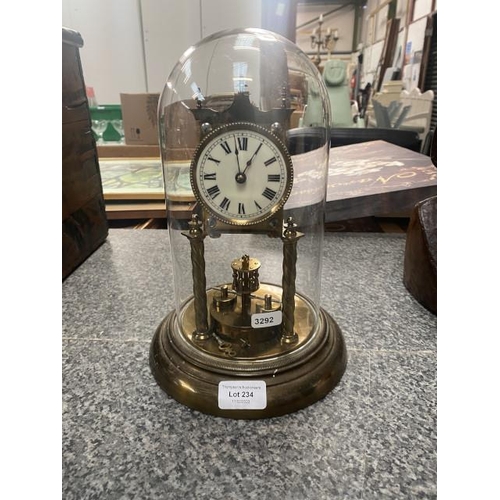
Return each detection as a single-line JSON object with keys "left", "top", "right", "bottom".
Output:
{"left": 190, "top": 122, "right": 294, "bottom": 226}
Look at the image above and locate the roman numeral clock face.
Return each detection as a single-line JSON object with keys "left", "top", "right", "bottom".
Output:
{"left": 190, "top": 123, "right": 293, "bottom": 225}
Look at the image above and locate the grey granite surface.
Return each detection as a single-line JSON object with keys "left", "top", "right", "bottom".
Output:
{"left": 62, "top": 229, "right": 436, "bottom": 499}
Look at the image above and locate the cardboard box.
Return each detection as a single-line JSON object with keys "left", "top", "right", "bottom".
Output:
{"left": 120, "top": 93, "right": 160, "bottom": 145}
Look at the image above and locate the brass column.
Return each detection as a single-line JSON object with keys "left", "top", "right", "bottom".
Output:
{"left": 182, "top": 214, "right": 210, "bottom": 340}
{"left": 281, "top": 217, "right": 303, "bottom": 344}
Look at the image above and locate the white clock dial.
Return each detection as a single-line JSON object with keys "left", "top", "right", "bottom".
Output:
{"left": 191, "top": 122, "right": 293, "bottom": 225}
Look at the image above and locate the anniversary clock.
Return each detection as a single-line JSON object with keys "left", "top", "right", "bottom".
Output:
{"left": 150, "top": 28, "right": 347, "bottom": 418}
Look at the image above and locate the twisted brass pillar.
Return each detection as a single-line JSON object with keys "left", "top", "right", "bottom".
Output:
{"left": 182, "top": 214, "right": 210, "bottom": 340}
{"left": 281, "top": 217, "right": 303, "bottom": 344}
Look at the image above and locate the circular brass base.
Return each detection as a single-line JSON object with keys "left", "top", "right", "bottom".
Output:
{"left": 150, "top": 308, "right": 347, "bottom": 419}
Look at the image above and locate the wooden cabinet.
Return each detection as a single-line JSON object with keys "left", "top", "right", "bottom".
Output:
{"left": 62, "top": 27, "right": 108, "bottom": 279}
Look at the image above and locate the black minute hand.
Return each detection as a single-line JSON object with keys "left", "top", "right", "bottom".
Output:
{"left": 243, "top": 143, "right": 262, "bottom": 174}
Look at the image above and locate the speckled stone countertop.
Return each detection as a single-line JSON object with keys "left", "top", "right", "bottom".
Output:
{"left": 62, "top": 229, "right": 436, "bottom": 500}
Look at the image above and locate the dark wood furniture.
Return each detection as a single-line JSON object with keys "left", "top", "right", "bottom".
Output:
{"left": 287, "top": 127, "right": 422, "bottom": 154}
{"left": 62, "top": 27, "right": 108, "bottom": 279}
{"left": 404, "top": 196, "right": 437, "bottom": 314}
{"left": 324, "top": 140, "right": 437, "bottom": 221}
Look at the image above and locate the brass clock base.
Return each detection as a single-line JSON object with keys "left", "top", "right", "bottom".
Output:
{"left": 150, "top": 302, "right": 347, "bottom": 419}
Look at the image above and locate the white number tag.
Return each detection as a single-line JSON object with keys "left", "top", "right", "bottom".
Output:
{"left": 218, "top": 381, "right": 267, "bottom": 410}
{"left": 251, "top": 311, "right": 282, "bottom": 329}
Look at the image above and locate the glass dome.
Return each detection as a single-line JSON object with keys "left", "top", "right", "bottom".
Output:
{"left": 159, "top": 27, "right": 330, "bottom": 312}
{"left": 152, "top": 28, "right": 345, "bottom": 418}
